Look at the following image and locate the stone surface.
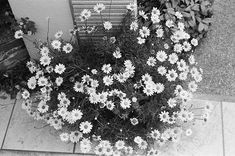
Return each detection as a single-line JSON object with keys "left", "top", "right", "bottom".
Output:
{"left": 195, "top": 0, "right": 235, "bottom": 96}
{"left": 167, "top": 99, "right": 223, "bottom": 156}
{"left": 222, "top": 102, "right": 235, "bottom": 156}
{"left": 2, "top": 98, "right": 74, "bottom": 153}
{"left": 0, "top": 92, "right": 15, "bottom": 148}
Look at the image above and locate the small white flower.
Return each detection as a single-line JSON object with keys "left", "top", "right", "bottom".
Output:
{"left": 102, "top": 64, "right": 112, "bottom": 74}
{"left": 103, "top": 76, "right": 113, "bottom": 86}
{"left": 115, "top": 140, "right": 125, "bottom": 150}
{"left": 147, "top": 57, "right": 156, "bottom": 66}
{"left": 113, "top": 48, "right": 122, "bottom": 58}
{"left": 103, "top": 21, "right": 112, "bottom": 30}
{"left": 175, "top": 11, "right": 183, "bottom": 19}
{"left": 54, "top": 64, "right": 66, "bottom": 74}
{"left": 80, "top": 9, "right": 91, "bottom": 21}
{"left": 130, "top": 118, "right": 139, "bottom": 125}
{"left": 168, "top": 53, "right": 178, "bottom": 64}
{"left": 51, "top": 40, "right": 61, "bottom": 50}
{"left": 63, "top": 43, "right": 73, "bottom": 53}
{"left": 40, "top": 47, "right": 50, "bottom": 56}
{"left": 166, "top": 20, "right": 174, "bottom": 28}
{"left": 80, "top": 121, "right": 93, "bottom": 134}
{"left": 137, "top": 37, "right": 146, "bottom": 44}
{"left": 22, "top": 90, "right": 30, "bottom": 99}
{"left": 94, "top": 3, "right": 105, "bottom": 13}
{"left": 159, "top": 111, "right": 170, "bottom": 123}
{"left": 150, "top": 129, "right": 160, "bottom": 140}
{"left": 130, "top": 21, "right": 138, "bottom": 31}
{"left": 74, "top": 82, "right": 84, "bottom": 93}
{"left": 40, "top": 55, "right": 51, "bottom": 66}
{"left": 178, "top": 22, "right": 185, "bottom": 30}
{"left": 132, "top": 97, "right": 137, "bottom": 102}
{"left": 183, "top": 41, "right": 192, "bottom": 52}
{"left": 38, "top": 76, "right": 48, "bottom": 86}
{"left": 156, "top": 50, "right": 167, "bottom": 62}
{"left": 126, "top": 2, "right": 137, "bottom": 11}
{"left": 174, "top": 44, "right": 183, "bottom": 53}
{"left": 139, "top": 10, "right": 148, "bottom": 20}
{"left": 134, "top": 136, "right": 142, "bottom": 144}
{"left": 60, "top": 133, "right": 70, "bottom": 142}
{"left": 55, "top": 77, "right": 63, "bottom": 86}
{"left": 191, "top": 38, "right": 198, "bottom": 46}
{"left": 14, "top": 30, "right": 24, "bottom": 39}
{"left": 177, "top": 59, "right": 187, "bottom": 71}
{"left": 188, "top": 81, "right": 198, "bottom": 92}
{"left": 120, "top": 98, "right": 131, "bottom": 109}
{"left": 157, "top": 66, "right": 167, "bottom": 76}
{"left": 155, "top": 83, "right": 164, "bottom": 93}
{"left": 139, "top": 26, "right": 150, "bottom": 38}
{"left": 142, "top": 73, "right": 152, "bottom": 82}
{"left": 71, "top": 109, "right": 83, "bottom": 121}
{"left": 168, "top": 98, "right": 177, "bottom": 108}
{"left": 156, "top": 28, "right": 164, "bottom": 38}
{"left": 166, "top": 69, "right": 178, "bottom": 82}
{"left": 27, "top": 76, "right": 37, "bottom": 89}
{"left": 54, "top": 31, "right": 63, "bottom": 39}
{"left": 91, "top": 69, "right": 98, "bottom": 75}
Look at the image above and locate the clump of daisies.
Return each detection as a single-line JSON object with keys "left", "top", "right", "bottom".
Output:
{"left": 18, "top": 2, "right": 212, "bottom": 156}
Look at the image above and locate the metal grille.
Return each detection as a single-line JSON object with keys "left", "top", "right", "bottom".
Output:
{"left": 70, "top": 0, "right": 136, "bottom": 40}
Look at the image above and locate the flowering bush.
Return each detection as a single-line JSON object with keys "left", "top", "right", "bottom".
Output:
{"left": 18, "top": 3, "right": 212, "bottom": 156}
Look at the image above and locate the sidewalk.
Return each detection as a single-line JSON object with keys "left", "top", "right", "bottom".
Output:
{"left": 0, "top": 92, "right": 234, "bottom": 156}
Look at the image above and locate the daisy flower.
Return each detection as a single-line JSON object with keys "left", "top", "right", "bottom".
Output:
{"left": 60, "top": 133, "right": 70, "bottom": 142}
{"left": 189, "top": 55, "right": 196, "bottom": 65}
{"left": 54, "top": 31, "right": 63, "bottom": 39}
{"left": 120, "top": 98, "right": 131, "bottom": 109}
{"left": 55, "top": 77, "right": 63, "bottom": 86}
{"left": 58, "top": 107, "right": 68, "bottom": 118}
{"left": 166, "top": 20, "right": 174, "bottom": 28}
{"left": 177, "top": 59, "right": 187, "bottom": 71}
{"left": 156, "top": 50, "right": 167, "bottom": 62}
{"left": 91, "top": 69, "right": 98, "bottom": 75}
{"left": 137, "top": 37, "right": 146, "bottom": 44}
{"left": 103, "top": 21, "right": 112, "bottom": 30}
{"left": 168, "top": 53, "right": 178, "bottom": 64}
{"left": 63, "top": 43, "right": 73, "bottom": 53}
{"left": 38, "top": 76, "right": 48, "bottom": 86}
{"left": 168, "top": 98, "right": 177, "bottom": 108}
{"left": 40, "top": 55, "right": 51, "bottom": 66}
{"left": 150, "top": 129, "right": 161, "bottom": 140}
{"left": 14, "top": 30, "right": 23, "bottom": 39}
{"left": 130, "top": 118, "right": 139, "bottom": 125}
{"left": 138, "top": 140, "right": 148, "bottom": 149}
{"left": 22, "top": 90, "right": 30, "bottom": 99}
{"left": 142, "top": 73, "right": 152, "bottom": 82}
{"left": 37, "top": 102, "right": 49, "bottom": 113}
{"left": 151, "top": 14, "right": 160, "bottom": 23}
{"left": 40, "top": 47, "right": 50, "bottom": 56}
{"left": 179, "top": 72, "right": 188, "bottom": 80}
{"left": 134, "top": 136, "right": 142, "bottom": 144}
{"left": 102, "top": 64, "right": 112, "bottom": 74}
{"left": 183, "top": 41, "right": 192, "bottom": 52}
{"left": 80, "top": 138, "right": 92, "bottom": 153}
{"left": 70, "top": 131, "right": 83, "bottom": 143}
{"left": 147, "top": 57, "right": 156, "bottom": 66}
{"left": 54, "top": 64, "right": 66, "bottom": 74}
{"left": 94, "top": 3, "right": 105, "bottom": 13}
{"left": 174, "top": 44, "right": 183, "bottom": 53}
{"left": 157, "top": 66, "right": 167, "bottom": 76}
{"left": 80, "top": 121, "right": 93, "bottom": 134}
{"left": 156, "top": 28, "right": 164, "bottom": 38}
{"left": 175, "top": 11, "right": 183, "bottom": 19}
{"left": 103, "top": 76, "right": 113, "bottom": 86}
{"left": 178, "top": 22, "right": 185, "bottom": 30}
{"left": 71, "top": 109, "right": 83, "bottom": 121}
{"left": 191, "top": 38, "right": 198, "bottom": 46}
{"left": 139, "top": 26, "right": 150, "bottom": 38}
{"left": 58, "top": 92, "right": 66, "bottom": 101}
{"left": 155, "top": 83, "right": 164, "bottom": 94}
{"left": 159, "top": 111, "right": 170, "bottom": 123}
{"left": 113, "top": 49, "right": 122, "bottom": 58}
{"left": 80, "top": 9, "right": 91, "bottom": 21}
{"left": 130, "top": 21, "right": 138, "bottom": 31}
{"left": 115, "top": 140, "right": 125, "bottom": 150}
{"left": 106, "top": 101, "right": 115, "bottom": 110}
{"left": 126, "top": 2, "right": 137, "bottom": 11}
{"left": 188, "top": 81, "right": 198, "bottom": 92}
{"left": 27, "top": 76, "right": 37, "bottom": 89}
{"left": 166, "top": 69, "right": 178, "bottom": 81}
{"left": 51, "top": 40, "right": 61, "bottom": 50}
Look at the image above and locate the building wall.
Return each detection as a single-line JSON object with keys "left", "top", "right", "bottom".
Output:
{"left": 8, "top": 0, "right": 74, "bottom": 60}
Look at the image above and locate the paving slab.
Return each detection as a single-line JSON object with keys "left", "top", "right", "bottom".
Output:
{"left": 0, "top": 92, "right": 16, "bottom": 148}
{"left": 222, "top": 102, "right": 235, "bottom": 156}
{"left": 2, "top": 98, "right": 74, "bottom": 153}
{"left": 0, "top": 150, "right": 78, "bottom": 156}
{"left": 171, "top": 99, "right": 223, "bottom": 156}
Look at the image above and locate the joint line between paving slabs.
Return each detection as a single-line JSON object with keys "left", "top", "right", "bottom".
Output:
{"left": 220, "top": 102, "right": 226, "bottom": 156}
{"left": 0, "top": 98, "right": 17, "bottom": 149}
{"left": 73, "top": 143, "right": 76, "bottom": 153}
